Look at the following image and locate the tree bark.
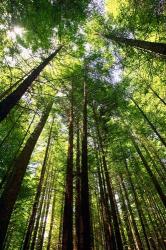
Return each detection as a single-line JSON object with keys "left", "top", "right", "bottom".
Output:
{"left": 0, "top": 102, "right": 52, "bottom": 249}
{"left": 22, "top": 118, "right": 54, "bottom": 250}
{"left": 104, "top": 33, "right": 166, "bottom": 56}
{"left": 131, "top": 163, "right": 165, "bottom": 249}
{"left": 131, "top": 97, "right": 166, "bottom": 147}
{"left": 131, "top": 155, "right": 166, "bottom": 227}
{"left": 93, "top": 140, "right": 116, "bottom": 250}
{"left": 47, "top": 180, "right": 56, "bottom": 250}
{"left": 97, "top": 163, "right": 115, "bottom": 250}
{"left": 62, "top": 88, "right": 74, "bottom": 250}
{"left": 149, "top": 85, "right": 166, "bottom": 106}
{"left": 75, "top": 119, "right": 81, "bottom": 250}
{"left": 131, "top": 135, "right": 166, "bottom": 207}
{"left": 93, "top": 105, "right": 123, "bottom": 250}
{"left": 118, "top": 174, "right": 144, "bottom": 250}
{"left": 0, "top": 69, "right": 33, "bottom": 101}
{"left": 123, "top": 156, "right": 151, "bottom": 250}
{"left": 0, "top": 110, "right": 37, "bottom": 194}
{"left": 36, "top": 170, "right": 53, "bottom": 250}
{"left": 80, "top": 81, "right": 92, "bottom": 250}
{"left": 118, "top": 181, "right": 136, "bottom": 250}
{"left": 0, "top": 46, "right": 62, "bottom": 122}
{"left": 58, "top": 201, "right": 64, "bottom": 250}
{"left": 30, "top": 168, "right": 50, "bottom": 250}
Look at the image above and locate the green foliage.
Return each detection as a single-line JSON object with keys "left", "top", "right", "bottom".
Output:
{"left": 0, "top": 0, "right": 165, "bottom": 248}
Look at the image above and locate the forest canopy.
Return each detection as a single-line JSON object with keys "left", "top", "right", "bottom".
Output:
{"left": 0, "top": 0, "right": 165, "bottom": 249}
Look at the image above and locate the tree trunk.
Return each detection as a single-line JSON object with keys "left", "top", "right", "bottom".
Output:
{"left": 98, "top": 164, "right": 115, "bottom": 250}
{"left": 93, "top": 141, "right": 116, "bottom": 250}
{"left": 47, "top": 180, "right": 56, "bottom": 250}
{"left": 149, "top": 85, "right": 166, "bottom": 106}
{"left": 131, "top": 135, "right": 166, "bottom": 207}
{"left": 58, "top": 201, "right": 64, "bottom": 250}
{"left": 0, "top": 110, "right": 23, "bottom": 149}
{"left": 30, "top": 169, "right": 50, "bottom": 250}
{"left": 123, "top": 156, "right": 151, "bottom": 250}
{"left": 0, "top": 69, "right": 33, "bottom": 101}
{"left": 132, "top": 167, "right": 165, "bottom": 249}
{"left": 131, "top": 97, "right": 166, "bottom": 147}
{"left": 0, "top": 46, "right": 62, "bottom": 122}
{"left": 93, "top": 105, "right": 123, "bottom": 250}
{"left": 0, "top": 102, "right": 52, "bottom": 249}
{"left": 104, "top": 33, "right": 166, "bottom": 56}
{"left": 36, "top": 170, "right": 53, "bottom": 250}
{"left": 62, "top": 89, "right": 74, "bottom": 250}
{"left": 141, "top": 143, "right": 165, "bottom": 183}
{"left": 118, "top": 180, "right": 136, "bottom": 250}
{"left": 80, "top": 81, "right": 92, "bottom": 250}
{"left": 101, "top": 155, "right": 123, "bottom": 250}
{"left": 75, "top": 119, "right": 81, "bottom": 250}
{"left": 22, "top": 118, "right": 54, "bottom": 250}
{"left": 131, "top": 155, "right": 166, "bottom": 231}
{"left": 118, "top": 174, "right": 144, "bottom": 250}
{"left": 0, "top": 110, "right": 37, "bottom": 191}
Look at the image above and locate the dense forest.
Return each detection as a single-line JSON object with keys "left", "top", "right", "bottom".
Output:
{"left": 0, "top": 0, "right": 165, "bottom": 249}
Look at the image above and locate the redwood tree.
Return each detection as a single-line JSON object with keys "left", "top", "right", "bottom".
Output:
{"left": 0, "top": 102, "right": 53, "bottom": 248}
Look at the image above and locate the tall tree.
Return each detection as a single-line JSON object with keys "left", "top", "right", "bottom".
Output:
{"left": 131, "top": 97, "right": 166, "bottom": 147}
{"left": 22, "top": 117, "right": 54, "bottom": 250}
{"left": 62, "top": 85, "right": 74, "bottom": 250}
{"left": 131, "top": 134, "right": 166, "bottom": 207}
{"left": 0, "top": 46, "right": 62, "bottom": 122}
{"left": 75, "top": 119, "right": 81, "bottom": 250}
{"left": 80, "top": 81, "right": 92, "bottom": 250}
{"left": 93, "top": 105, "right": 123, "bottom": 250}
{"left": 103, "top": 33, "right": 166, "bottom": 56}
{"left": 0, "top": 102, "right": 53, "bottom": 248}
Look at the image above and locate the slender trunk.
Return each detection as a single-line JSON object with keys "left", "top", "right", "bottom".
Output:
{"left": 0, "top": 110, "right": 36, "bottom": 192}
{"left": 30, "top": 186, "right": 45, "bottom": 250}
{"left": 75, "top": 120, "right": 81, "bottom": 250}
{"left": 118, "top": 181, "right": 136, "bottom": 250}
{"left": 35, "top": 184, "right": 50, "bottom": 250}
{"left": 123, "top": 157, "right": 151, "bottom": 250}
{"left": 149, "top": 85, "right": 166, "bottom": 106}
{"left": 0, "top": 46, "right": 62, "bottom": 122}
{"left": 115, "top": 201, "right": 127, "bottom": 250}
{"left": 93, "top": 106, "right": 123, "bottom": 250}
{"left": 103, "top": 164, "right": 123, "bottom": 250}
{"left": 104, "top": 33, "right": 166, "bottom": 56}
{"left": 94, "top": 186, "right": 105, "bottom": 249}
{"left": 130, "top": 155, "right": 166, "bottom": 231}
{"left": 89, "top": 189, "right": 95, "bottom": 250}
{"left": 80, "top": 81, "right": 92, "bottom": 250}
{"left": 0, "top": 102, "right": 52, "bottom": 249}
{"left": 94, "top": 145, "right": 115, "bottom": 250}
{"left": 131, "top": 135, "right": 166, "bottom": 207}
{"left": 142, "top": 143, "right": 165, "bottom": 183}
{"left": 131, "top": 97, "right": 166, "bottom": 147}
{"left": 30, "top": 168, "right": 51, "bottom": 250}
{"left": 47, "top": 182, "right": 56, "bottom": 250}
{"left": 98, "top": 168, "right": 116, "bottom": 250}
{"left": 62, "top": 90, "right": 74, "bottom": 250}
{"left": 36, "top": 171, "right": 53, "bottom": 250}
{"left": 22, "top": 118, "right": 54, "bottom": 250}
{"left": 58, "top": 201, "right": 64, "bottom": 250}
{"left": 0, "top": 69, "right": 33, "bottom": 101}
{"left": 146, "top": 143, "right": 166, "bottom": 173}
{"left": 119, "top": 174, "right": 144, "bottom": 250}
{"left": 134, "top": 174, "right": 165, "bottom": 249}
{"left": 0, "top": 110, "right": 23, "bottom": 149}
{"left": 138, "top": 137, "right": 166, "bottom": 176}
